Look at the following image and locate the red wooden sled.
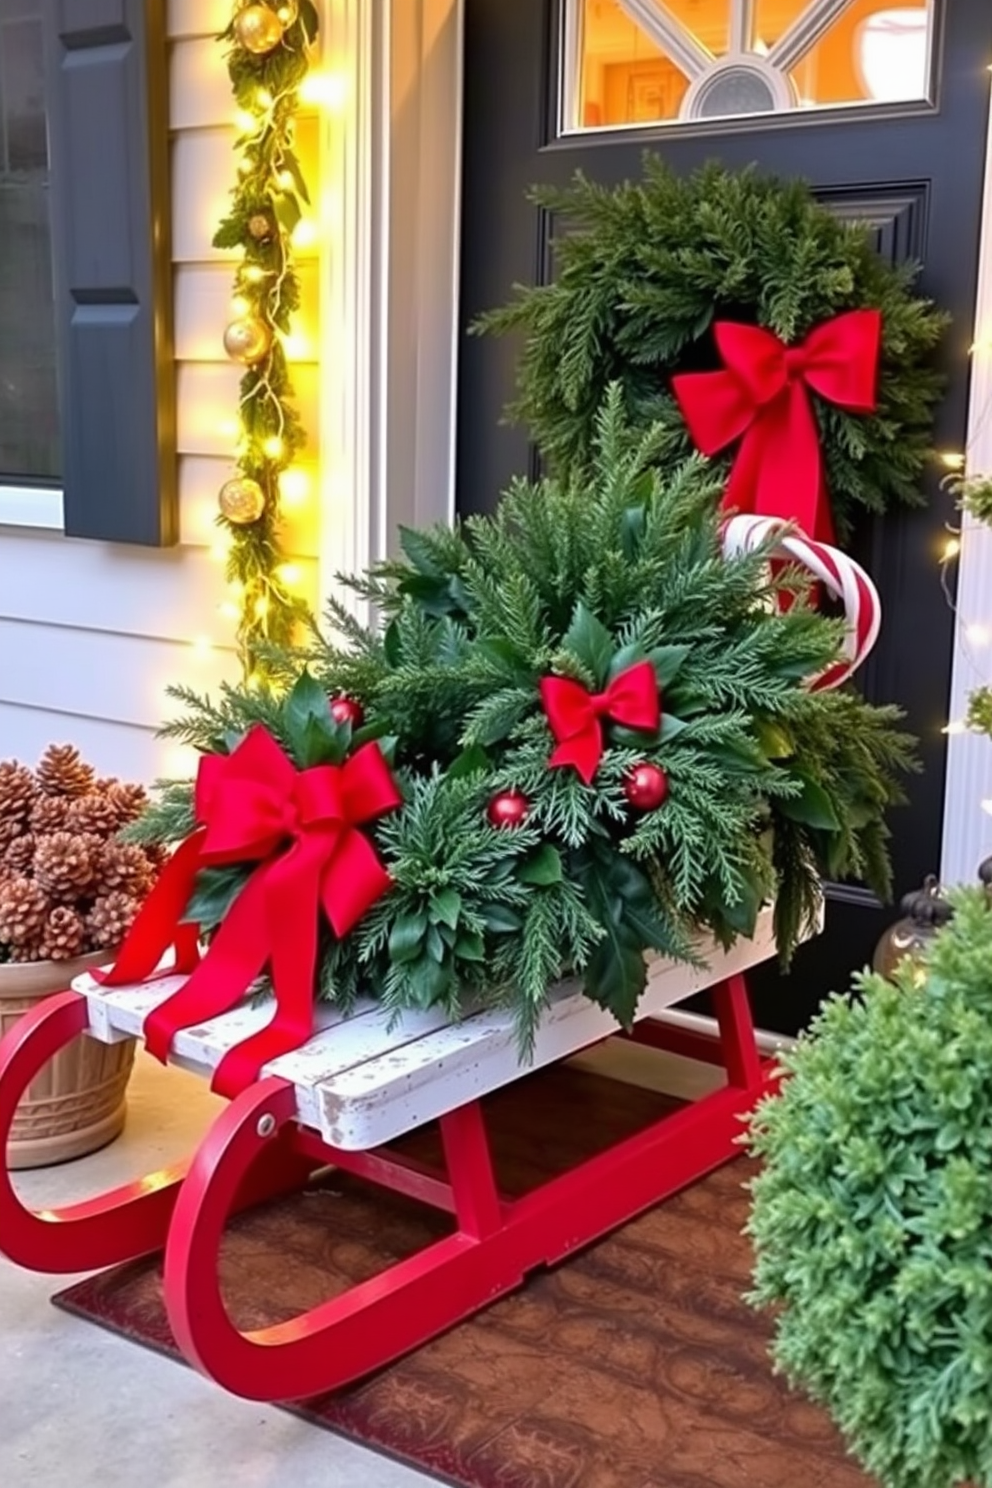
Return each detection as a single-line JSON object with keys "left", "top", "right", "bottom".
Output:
{"left": 0, "top": 906, "right": 792, "bottom": 1403}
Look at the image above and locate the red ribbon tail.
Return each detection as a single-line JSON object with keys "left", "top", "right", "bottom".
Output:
{"left": 97, "top": 830, "right": 206, "bottom": 986}
{"left": 550, "top": 728, "right": 602, "bottom": 786}
{"left": 322, "top": 829, "right": 394, "bottom": 938}
{"left": 141, "top": 867, "right": 270, "bottom": 1068}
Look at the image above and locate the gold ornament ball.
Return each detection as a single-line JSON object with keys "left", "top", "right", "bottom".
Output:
{"left": 223, "top": 316, "right": 273, "bottom": 365}
{"left": 234, "top": 4, "right": 285, "bottom": 55}
{"left": 218, "top": 477, "right": 266, "bottom": 525}
{"left": 275, "top": 0, "right": 299, "bottom": 25}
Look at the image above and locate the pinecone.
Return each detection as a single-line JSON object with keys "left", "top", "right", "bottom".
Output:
{"left": 96, "top": 841, "right": 154, "bottom": 897}
{"left": 66, "top": 792, "right": 120, "bottom": 839}
{"left": 0, "top": 875, "right": 50, "bottom": 948}
{"left": 105, "top": 780, "right": 149, "bottom": 828}
{"left": 6, "top": 832, "right": 35, "bottom": 875}
{"left": 30, "top": 794, "right": 68, "bottom": 834}
{"left": 36, "top": 743, "right": 95, "bottom": 799}
{"left": 87, "top": 892, "right": 139, "bottom": 949}
{"left": 40, "top": 906, "right": 87, "bottom": 962}
{"left": 8, "top": 937, "right": 48, "bottom": 964}
{"left": 0, "top": 817, "right": 23, "bottom": 854}
{"left": 32, "top": 831, "right": 99, "bottom": 902}
{"left": 0, "top": 760, "right": 35, "bottom": 827}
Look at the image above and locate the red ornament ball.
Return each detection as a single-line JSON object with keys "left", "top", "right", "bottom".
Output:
{"left": 487, "top": 789, "right": 530, "bottom": 829}
{"left": 624, "top": 763, "right": 669, "bottom": 812}
{"left": 330, "top": 695, "right": 364, "bottom": 728}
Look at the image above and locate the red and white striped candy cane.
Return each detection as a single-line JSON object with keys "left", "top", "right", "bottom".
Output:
{"left": 720, "top": 514, "right": 881, "bottom": 691}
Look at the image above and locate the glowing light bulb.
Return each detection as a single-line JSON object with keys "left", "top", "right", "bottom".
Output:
{"left": 246, "top": 672, "right": 264, "bottom": 693}
{"left": 292, "top": 219, "right": 318, "bottom": 250}
{"left": 219, "top": 601, "right": 240, "bottom": 620}
{"left": 282, "top": 332, "right": 311, "bottom": 361}
{"left": 943, "top": 719, "right": 967, "bottom": 736}
{"left": 263, "top": 435, "right": 285, "bottom": 459}
{"left": 191, "top": 635, "right": 213, "bottom": 660}
{"left": 276, "top": 170, "right": 296, "bottom": 191}
{"left": 237, "top": 158, "right": 253, "bottom": 178}
{"left": 983, "top": 798, "right": 992, "bottom": 817}
{"left": 235, "top": 110, "right": 257, "bottom": 133}
{"left": 941, "top": 451, "right": 966, "bottom": 470}
{"left": 230, "top": 294, "right": 251, "bottom": 318}
{"left": 243, "top": 265, "right": 267, "bottom": 284}
{"left": 277, "top": 562, "right": 302, "bottom": 587}
{"left": 300, "top": 71, "right": 348, "bottom": 109}
{"left": 280, "top": 468, "right": 310, "bottom": 504}
{"left": 254, "top": 596, "right": 271, "bottom": 620}
{"left": 943, "top": 537, "right": 962, "bottom": 561}
{"left": 209, "top": 539, "right": 231, "bottom": 564}
{"left": 256, "top": 88, "right": 274, "bottom": 109}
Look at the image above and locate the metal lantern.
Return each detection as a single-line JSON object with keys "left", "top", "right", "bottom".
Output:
{"left": 872, "top": 874, "right": 953, "bottom": 981}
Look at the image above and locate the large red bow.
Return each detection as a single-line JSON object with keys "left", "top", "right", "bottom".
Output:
{"left": 100, "top": 726, "right": 402, "bottom": 1097}
{"left": 541, "top": 661, "right": 660, "bottom": 785}
{"left": 671, "top": 310, "right": 882, "bottom": 543}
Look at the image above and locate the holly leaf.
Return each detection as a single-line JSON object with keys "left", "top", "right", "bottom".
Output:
{"left": 519, "top": 844, "right": 564, "bottom": 887}
{"left": 273, "top": 192, "right": 302, "bottom": 236}
{"left": 454, "top": 930, "right": 486, "bottom": 962}
{"left": 388, "top": 911, "right": 428, "bottom": 963}
{"left": 284, "top": 671, "right": 344, "bottom": 766}
{"left": 447, "top": 743, "right": 490, "bottom": 779}
{"left": 574, "top": 849, "right": 661, "bottom": 1028}
{"left": 183, "top": 866, "right": 252, "bottom": 929}
{"left": 280, "top": 149, "right": 311, "bottom": 206}
{"left": 481, "top": 903, "right": 523, "bottom": 934}
{"left": 405, "top": 955, "right": 451, "bottom": 1008}
{"left": 584, "top": 940, "right": 649, "bottom": 1031}
{"left": 754, "top": 718, "right": 794, "bottom": 760}
{"left": 563, "top": 602, "right": 614, "bottom": 685}
{"left": 660, "top": 713, "right": 688, "bottom": 741}
{"left": 778, "top": 771, "right": 841, "bottom": 830}
{"left": 431, "top": 888, "right": 461, "bottom": 929}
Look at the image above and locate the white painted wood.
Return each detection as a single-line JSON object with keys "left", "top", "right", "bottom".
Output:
{"left": 177, "top": 362, "right": 321, "bottom": 459}
{"left": 0, "top": 619, "right": 237, "bottom": 729}
{"left": 0, "top": 703, "right": 162, "bottom": 782}
{"left": 174, "top": 263, "right": 321, "bottom": 363}
{"left": 72, "top": 905, "right": 788, "bottom": 1150}
{"left": 170, "top": 38, "right": 235, "bottom": 131}
{"left": 0, "top": 529, "right": 235, "bottom": 636}
{"left": 0, "top": 486, "right": 64, "bottom": 530}
{"left": 167, "top": 0, "right": 229, "bottom": 42}
{"left": 943, "top": 90, "right": 992, "bottom": 887}
{"left": 179, "top": 455, "right": 321, "bottom": 556}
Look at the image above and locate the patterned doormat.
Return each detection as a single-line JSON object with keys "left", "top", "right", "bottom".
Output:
{"left": 52, "top": 1065, "right": 872, "bottom": 1488}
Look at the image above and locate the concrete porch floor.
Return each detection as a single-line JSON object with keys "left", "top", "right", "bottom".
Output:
{"left": 0, "top": 1039, "right": 723, "bottom": 1488}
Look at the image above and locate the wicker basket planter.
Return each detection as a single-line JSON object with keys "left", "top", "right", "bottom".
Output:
{"left": 0, "top": 950, "right": 134, "bottom": 1169}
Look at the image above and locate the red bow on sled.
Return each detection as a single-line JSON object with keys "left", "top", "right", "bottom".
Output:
{"left": 671, "top": 310, "right": 882, "bottom": 544}
{"left": 541, "top": 661, "right": 661, "bottom": 786}
{"left": 100, "top": 726, "right": 402, "bottom": 1097}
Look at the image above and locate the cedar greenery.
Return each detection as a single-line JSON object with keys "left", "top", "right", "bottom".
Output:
{"left": 213, "top": 0, "right": 319, "bottom": 672}
{"left": 476, "top": 158, "right": 947, "bottom": 541}
{"left": 747, "top": 888, "right": 992, "bottom": 1488}
{"left": 134, "top": 391, "right": 914, "bottom": 1048}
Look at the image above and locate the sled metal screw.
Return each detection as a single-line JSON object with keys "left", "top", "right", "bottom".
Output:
{"left": 257, "top": 1113, "right": 277, "bottom": 1138}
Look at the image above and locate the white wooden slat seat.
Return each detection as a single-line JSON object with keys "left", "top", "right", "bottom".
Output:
{"left": 72, "top": 904, "right": 781, "bottom": 1150}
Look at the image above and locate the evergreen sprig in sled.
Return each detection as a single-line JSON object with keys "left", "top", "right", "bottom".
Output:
{"left": 0, "top": 398, "right": 912, "bottom": 1403}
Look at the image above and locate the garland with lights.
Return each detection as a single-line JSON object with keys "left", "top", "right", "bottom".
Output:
{"left": 123, "top": 392, "right": 914, "bottom": 1086}
{"left": 477, "top": 159, "right": 948, "bottom": 546}
{"left": 213, "top": 0, "right": 319, "bottom": 678}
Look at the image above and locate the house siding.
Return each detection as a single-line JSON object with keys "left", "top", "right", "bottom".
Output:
{"left": 0, "top": 0, "right": 319, "bottom": 781}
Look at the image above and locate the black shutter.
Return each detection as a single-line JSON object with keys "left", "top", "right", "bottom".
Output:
{"left": 43, "top": 0, "right": 177, "bottom": 546}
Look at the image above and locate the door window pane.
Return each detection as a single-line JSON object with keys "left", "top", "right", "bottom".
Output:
{"left": 0, "top": 0, "right": 59, "bottom": 480}
{"left": 565, "top": 0, "right": 935, "bottom": 133}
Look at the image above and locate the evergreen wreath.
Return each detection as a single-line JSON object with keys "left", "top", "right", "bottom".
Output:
{"left": 747, "top": 888, "right": 992, "bottom": 1488}
{"left": 130, "top": 393, "right": 914, "bottom": 1050}
{"left": 477, "top": 158, "right": 947, "bottom": 543}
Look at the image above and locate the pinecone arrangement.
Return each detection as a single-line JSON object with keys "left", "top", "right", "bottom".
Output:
{"left": 0, "top": 745, "right": 158, "bottom": 964}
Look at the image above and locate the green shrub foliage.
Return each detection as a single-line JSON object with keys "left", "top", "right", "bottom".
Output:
{"left": 748, "top": 889, "right": 992, "bottom": 1488}
{"left": 135, "top": 393, "right": 913, "bottom": 1048}
{"left": 477, "top": 159, "right": 947, "bottom": 541}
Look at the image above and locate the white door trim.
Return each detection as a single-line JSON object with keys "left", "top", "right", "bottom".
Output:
{"left": 316, "top": 0, "right": 462, "bottom": 624}
{"left": 942, "top": 90, "right": 992, "bottom": 888}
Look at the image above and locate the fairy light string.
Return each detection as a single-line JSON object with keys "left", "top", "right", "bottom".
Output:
{"left": 213, "top": 0, "right": 320, "bottom": 683}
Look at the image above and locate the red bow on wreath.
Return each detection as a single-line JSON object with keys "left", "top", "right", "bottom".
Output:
{"left": 100, "top": 726, "right": 402, "bottom": 1097}
{"left": 541, "top": 661, "right": 660, "bottom": 785}
{"left": 671, "top": 310, "right": 882, "bottom": 544}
